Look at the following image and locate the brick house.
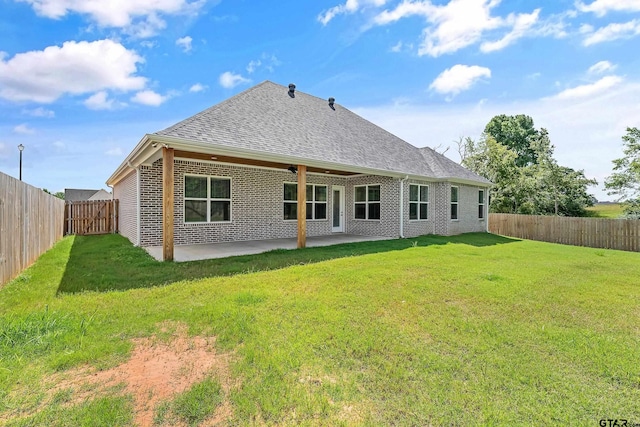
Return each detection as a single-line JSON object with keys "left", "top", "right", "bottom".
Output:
{"left": 107, "top": 81, "right": 491, "bottom": 261}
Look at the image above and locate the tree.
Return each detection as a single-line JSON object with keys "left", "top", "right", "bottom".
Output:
{"left": 484, "top": 114, "right": 540, "bottom": 167}
{"left": 604, "top": 127, "right": 640, "bottom": 218}
{"left": 463, "top": 117, "right": 597, "bottom": 216}
{"left": 42, "top": 189, "right": 65, "bottom": 199}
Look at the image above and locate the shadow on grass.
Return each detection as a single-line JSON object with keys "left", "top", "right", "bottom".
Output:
{"left": 57, "top": 232, "right": 519, "bottom": 294}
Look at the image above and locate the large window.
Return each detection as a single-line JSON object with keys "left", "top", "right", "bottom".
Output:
{"left": 184, "top": 175, "right": 231, "bottom": 223}
{"left": 354, "top": 185, "right": 381, "bottom": 220}
{"left": 450, "top": 186, "right": 459, "bottom": 220}
{"left": 283, "top": 183, "right": 327, "bottom": 220}
{"left": 409, "top": 184, "right": 429, "bottom": 220}
{"left": 478, "top": 189, "right": 485, "bottom": 220}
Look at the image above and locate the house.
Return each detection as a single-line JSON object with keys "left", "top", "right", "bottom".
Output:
{"left": 64, "top": 188, "right": 112, "bottom": 202}
{"left": 107, "top": 81, "right": 491, "bottom": 261}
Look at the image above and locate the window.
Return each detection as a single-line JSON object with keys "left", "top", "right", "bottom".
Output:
{"left": 354, "top": 185, "right": 381, "bottom": 220}
{"left": 184, "top": 175, "right": 231, "bottom": 223}
{"left": 450, "top": 186, "right": 459, "bottom": 220}
{"left": 283, "top": 183, "right": 327, "bottom": 220}
{"left": 478, "top": 189, "right": 485, "bottom": 219}
{"left": 409, "top": 184, "right": 429, "bottom": 220}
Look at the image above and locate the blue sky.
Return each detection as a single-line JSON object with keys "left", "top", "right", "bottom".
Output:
{"left": 1, "top": 0, "right": 639, "bottom": 200}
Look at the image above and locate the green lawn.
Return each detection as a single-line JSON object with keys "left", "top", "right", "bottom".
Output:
{"left": 1, "top": 233, "right": 639, "bottom": 426}
{"left": 586, "top": 203, "right": 625, "bottom": 218}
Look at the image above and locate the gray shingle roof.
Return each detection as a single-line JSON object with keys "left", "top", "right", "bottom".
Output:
{"left": 155, "top": 81, "right": 490, "bottom": 185}
{"left": 64, "top": 189, "right": 99, "bottom": 202}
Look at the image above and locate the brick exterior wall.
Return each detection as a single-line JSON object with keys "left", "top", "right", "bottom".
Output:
{"left": 113, "top": 169, "right": 138, "bottom": 246}
{"left": 139, "top": 159, "right": 350, "bottom": 247}
{"left": 433, "top": 182, "right": 450, "bottom": 236}
{"left": 136, "top": 158, "right": 488, "bottom": 247}
{"left": 446, "top": 183, "right": 489, "bottom": 236}
{"left": 345, "top": 175, "right": 400, "bottom": 238}
{"left": 402, "top": 179, "right": 437, "bottom": 238}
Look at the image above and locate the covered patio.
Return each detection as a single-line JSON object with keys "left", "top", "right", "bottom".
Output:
{"left": 144, "top": 234, "right": 389, "bottom": 262}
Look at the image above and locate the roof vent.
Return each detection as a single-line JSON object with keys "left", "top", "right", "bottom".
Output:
{"left": 288, "top": 83, "right": 296, "bottom": 98}
{"left": 328, "top": 97, "right": 335, "bottom": 110}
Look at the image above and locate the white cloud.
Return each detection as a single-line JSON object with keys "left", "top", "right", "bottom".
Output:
{"left": 140, "top": 40, "right": 157, "bottom": 49}
{"left": 549, "top": 75, "right": 623, "bottom": 100}
{"left": 22, "top": 107, "right": 55, "bottom": 118}
{"left": 17, "top": 0, "right": 206, "bottom": 37}
{"left": 105, "top": 147, "right": 124, "bottom": 156}
{"left": 429, "top": 64, "right": 491, "bottom": 97}
{"left": 219, "top": 71, "right": 251, "bottom": 89}
{"left": 372, "top": 0, "right": 546, "bottom": 57}
{"left": 14, "top": 123, "right": 35, "bottom": 134}
{"left": 318, "top": 0, "right": 387, "bottom": 25}
{"left": 0, "top": 40, "right": 146, "bottom": 103}
{"left": 246, "top": 54, "right": 281, "bottom": 74}
{"left": 588, "top": 60, "right": 616, "bottom": 75}
{"left": 130, "top": 90, "right": 168, "bottom": 106}
{"left": 84, "top": 91, "right": 117, "bottom": 110}
{"left": 576, "top": 0, "right": 640, "bottom": 16}
{"left": 124, "top": 13, "right": 167, "bottom": 38}
{"left": 390, "top": 41, "right": 403, "bottom": 52}
{"left": 246, "top": 59, "right": 261, "bottom": 74}
{"left": 176, "top": 36, "right": 193, "bottom": 52}
{"left": 580, "top": 23, "right": 594, "bottom": 34}
{"left": 53, "top": 140, "right": 65, "bottom": 150}
{"left": 189, "top": 83, "right": 206, "bottom": 93}
{"left": 582, "top": 19, "right": 640, "bottom": 45}
{"left": 480, "top": 9, "right": 540, "bottom": 52}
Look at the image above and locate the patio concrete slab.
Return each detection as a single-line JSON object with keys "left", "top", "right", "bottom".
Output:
{"left": 144, "top": 234, "right": 390, "bottom": 262}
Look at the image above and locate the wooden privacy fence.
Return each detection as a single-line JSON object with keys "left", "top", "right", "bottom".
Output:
{"left": 489, "top": 213, "right": 640, "bottom": 252}
{"left": 64, "top": 200, "right": 119, "bottom": 235}
{"left": 0, "top": 172, "right": 65, "bottom": 286}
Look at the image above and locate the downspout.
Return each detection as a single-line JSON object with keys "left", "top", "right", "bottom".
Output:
{"left": 136, "top": 167, "right": 141, "bottom": 246}
{"left": 486, "top": 186, "right": 490, "bottom": 233}
{"left": 399, "top": 175, "right": 409, "bottom": 238}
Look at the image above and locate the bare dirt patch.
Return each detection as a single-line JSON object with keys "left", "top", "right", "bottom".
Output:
{"left": 48, "top": 322, "right": 235, "bottom": 426}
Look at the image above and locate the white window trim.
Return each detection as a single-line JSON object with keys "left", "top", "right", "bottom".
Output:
{"left": 409, "top": 184, "right": 429, "bottom": 221}
{"left": 478, "top": 189, "right": 485, "bottom": 220}
{"left": 184, "top": 174, "right": 232, "bottom": 224}
{"left": 450, "top": 185, "right": 459, "bottom": 221}
{"left": 354, "top": 184, "right": 382, "bottom": 221}
{"left": 283, "top": 182, "right": 328, "bottom": 222}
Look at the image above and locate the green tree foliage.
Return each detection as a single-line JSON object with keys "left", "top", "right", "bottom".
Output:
{"left": 42, "top": 189, "right": 65, "bottom": 199}
{"left": 604, "top": 127, "right": 640, "bottom": 219}
{"left": 463, "top": 117, "right": 597, "bottom": 216}
{"left": 484, "top": 114, "right": 540, "bottom": 167}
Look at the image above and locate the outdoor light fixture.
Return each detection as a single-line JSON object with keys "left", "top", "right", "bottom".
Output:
{"left": 287, "top": 165, "right": 297, "bottom": 174}
{"left": 18, "top": 144, "right": 24, "bottom": 181}
{"left": 151, "top": 142, "right": 159, "bottom": 148}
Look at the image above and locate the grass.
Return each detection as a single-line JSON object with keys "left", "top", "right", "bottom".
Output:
{"left": 155, "top": 377, "right": 224, "bottom": 426}
{"left": 1, "top": 233, "right": 639, "bottom": 425}
{"left": 586, "top": 203, "right": 625, "bottom": 218}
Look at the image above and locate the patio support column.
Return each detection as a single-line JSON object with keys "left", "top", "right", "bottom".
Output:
{"left": 297, "top": 164, "right": 307, "bottom": 248}
{"left": 162, "top": 146, "right": 174, "bottom": 261}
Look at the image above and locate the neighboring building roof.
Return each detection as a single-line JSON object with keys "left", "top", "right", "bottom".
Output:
{"left": 87, "top": 189, "right": 113, "bottom": 201}
{"left": 65, "top": 188, "right": 112, "bottom": 202}
{"left": 108, "top": 81, "right": 491, "bottom": 186}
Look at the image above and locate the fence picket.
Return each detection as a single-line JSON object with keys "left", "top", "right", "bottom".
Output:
{"left": 64, "top": 200, "right": 118, "bottom": 236}
{"left": 0, "top": 172, "right": 65, "bottom": 286}
{"left": 489, "top": 213, "right": 640, "bottom": 252}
